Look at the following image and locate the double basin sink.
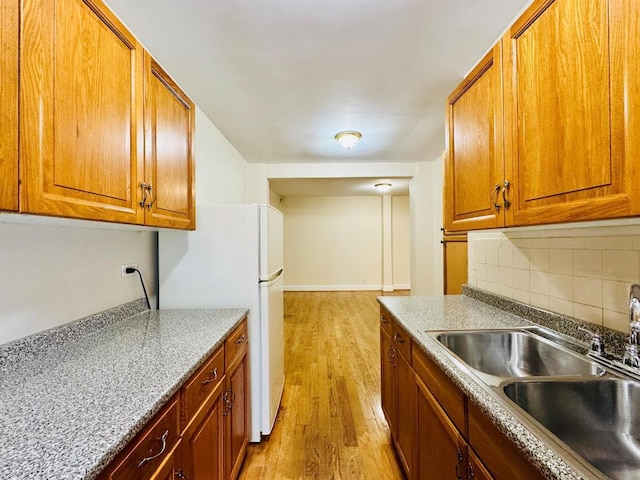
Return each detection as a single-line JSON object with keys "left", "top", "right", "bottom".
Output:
{"left": 432, "top": 329, "right": 640, "bottom": 480}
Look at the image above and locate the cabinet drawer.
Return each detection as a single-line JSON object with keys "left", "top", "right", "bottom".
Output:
{"left": 105, "top": 396, "right": 180, "bottom": 480}
{"left": 391, "top": 321, "right": 411, "bottom": 362}
{"left": 468, "top": 402, "right": 543, "bottom": 480}
{"left": 180, "top": 345, "right": 225, "bottom": 432}
{"left": 380, "top": 306, "right": 392, "bottom": 336}
{"left": 413, "top": 345, "right": 466, "bottom": 436}
{"left": 225, "top": 319, "right": 248, "bottom": 369}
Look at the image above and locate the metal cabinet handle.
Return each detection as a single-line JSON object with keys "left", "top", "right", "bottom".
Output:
{"left": 235, "top": 334, "right": 246, "bottom": 344}
{"left": 146, "top": 184, "right": 156, "bottom": 210}
{"left": 139, "top": 183, "right": 149, "bottom": 208}
{"left": 380, "top": 315, "right": 388, "bottom": 324}
{"left": 175, "top": 469, "right": 190, "bottom": 479}
{"left": 490, "top": 183, "right": 501, "bottom": 212}
{"left": 137, "top": 429, "right": 168, "bottom": 468}
{"left": 455, "top": 447, "right": 464, "bottom": 480}
{"left": 502, "top": 180, "right": 511, "bottom": 210}
{"left": 468, "top": 463, "right": 475, "bottom": 478}
{"left": 393, "top": 333, "right": 405, "bottom": 344}
{"left": 387, "top": 346, "right": 397, "bottom": 367}
{"left": 200, "top": 367, "right": 219, "bottom": 385}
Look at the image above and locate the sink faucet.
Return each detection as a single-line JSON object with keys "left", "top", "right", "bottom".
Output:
{"left": 623, "top": 284, "right": 640, "bottom": 367}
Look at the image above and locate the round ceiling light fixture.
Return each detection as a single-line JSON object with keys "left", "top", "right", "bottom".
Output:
{"left": 375, "top": 183, "right": 392, "bottom": 193}
{"left": 335, "top": 131, "right": 362, "bottom": 150}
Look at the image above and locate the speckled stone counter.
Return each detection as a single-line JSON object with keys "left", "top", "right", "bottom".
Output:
{"left": 0, "top": 305, "right": 248, "bottom": 480}
{"left": 378, "top": 294, "right": 604, "bottom": 480}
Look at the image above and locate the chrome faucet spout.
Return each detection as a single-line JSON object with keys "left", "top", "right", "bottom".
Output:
{"left": 624, "top": 284, "right": 640, "bottom": 367}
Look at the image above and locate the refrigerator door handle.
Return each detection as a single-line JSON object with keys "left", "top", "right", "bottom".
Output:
{"left": 259, "top": 268, "right": 284, "bottom": 284}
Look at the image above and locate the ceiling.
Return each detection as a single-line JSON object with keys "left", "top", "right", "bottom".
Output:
{"left": 105, "top": 0, "right": 530, "bottom": 166}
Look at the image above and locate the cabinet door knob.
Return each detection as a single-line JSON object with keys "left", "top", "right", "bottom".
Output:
{"left": 235, "top": 334, "right": 246, "bottom": 344}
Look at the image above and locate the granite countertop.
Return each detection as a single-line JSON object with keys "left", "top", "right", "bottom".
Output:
{"left": 378, "top": 294, "right": 603, "bottom": 480}
{"left": 0, "top": 307, "right": 248, "bottom": 480}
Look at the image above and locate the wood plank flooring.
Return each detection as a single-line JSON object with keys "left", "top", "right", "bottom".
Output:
{"left": 238, "top": 291, "right": 408, "bottom": 480}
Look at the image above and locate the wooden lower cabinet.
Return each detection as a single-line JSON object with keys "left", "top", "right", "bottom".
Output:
{"left": 151, "top": 442, "right": 184, "bottom": 480}
{"left": 468, "top": 449, "right": 494, "bottom": 480}
{"left": 98, "top": 318, "right": 248, "bottom": 480}
{"left": 225, "top": 324, "right": 249, "bottom": 480}
{"left": 181, "top": 382, "right": 226, "bottom": 480}
{"left": 416, "top": 375, "right": 468, "bottom": 480}
{"left": 380, "top": 311, "right": 415, "bottom": 478}
{"left": 381, "top": 306, "right": 544, "bottom": 480}
{"left": 468, "top": 402, "right": 543, "bottom": 480}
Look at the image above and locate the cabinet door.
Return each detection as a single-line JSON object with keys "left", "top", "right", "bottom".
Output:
{"left": 445, "top": 42, "right": 505, "bottom": 232}
{"left": 468, "top": 449, "right": 494, "bottom": 480}
{"left": 20, "top": 0, "right": 144, "bottom": 224}
{"left": 0, "top": 0, "right": 18, "bottom": 212}
{"left": 182, "top": 386, "right": 225, "bottom": 480}
{"left": 225, "top": 353, "right": 248, "bottom": 480}
{"left": 416, "top": 375, "right": 467, "bottom": 480}
{"left": 503, "top": 0, "right": 640, "bottom": 226}
{"left": 143, "top": 56, "right": 195, "bottom": 229}
{"left": 396, "top": 348, "right": 416, "bottom": 479}
{"left": 150, "top": 442, "right": 182, "bottom": 480}
{"left": 380, "top": 328, "right": 397, "bottom": 438}
{"left": 443, "top": 236, "right": 468, "bottom": 295}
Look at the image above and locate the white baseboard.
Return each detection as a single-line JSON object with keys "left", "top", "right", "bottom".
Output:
{"left": 284, "top": 284, "right": 383, "bottom": 292}
{"left": 393, "top": 284, "right": 411, "bottom": 290}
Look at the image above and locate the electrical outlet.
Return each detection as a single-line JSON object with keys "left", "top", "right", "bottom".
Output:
{"left": 121, "top": 264, "right": 138, "bottom": 278}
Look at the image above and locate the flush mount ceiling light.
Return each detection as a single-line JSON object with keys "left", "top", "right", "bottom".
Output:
{"left": 335, "top": 131, "right": 362, "bottom": 150}
{"left": 375, "top": 183, "right": 392, "bottom": 193}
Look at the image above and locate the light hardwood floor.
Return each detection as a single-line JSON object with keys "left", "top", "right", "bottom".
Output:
{"left": 238, "top": 291, "right": 408, "bottom": 480}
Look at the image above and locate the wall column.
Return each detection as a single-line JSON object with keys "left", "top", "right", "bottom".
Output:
{"left": 382, "top": 195, "right": 393, "bottom": 292}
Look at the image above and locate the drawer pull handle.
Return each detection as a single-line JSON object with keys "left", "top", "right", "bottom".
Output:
{"left": 137, "top": 429, "right": 169, "bottom": 468}
{"left": 201, "top": 367, "right": 219, "bottom": 385}
{"left": 380, "top": 315, "right": 388, "bottom": 323}
{"left": 235, "top": 334, "right": 246, "bottom": 344}
{"left": 176, "top": 469, "right": 190, "bottom": 479}
{"left": 393, "top": 333, "right": 405, "bottom": 344}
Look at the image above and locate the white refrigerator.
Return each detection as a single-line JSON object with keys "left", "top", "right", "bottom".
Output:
{"left": 158, "top": 204, "right": 285, "bottom": 442}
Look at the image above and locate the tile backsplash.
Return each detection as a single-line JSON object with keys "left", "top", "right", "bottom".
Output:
{"left": 468, "top": 222, "right": 640, "bottom": 333}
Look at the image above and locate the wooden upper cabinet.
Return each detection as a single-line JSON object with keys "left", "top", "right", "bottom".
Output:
{"left": 445, "top": 42, "right": 505, "bottom": 232}
{"left": 443, "top": 235, "right": 468, "bottom": 295}
{"left": 20, "top": 0, "right": 145, "bottom": 224}
{"left": 503, "top": 0, "right": 640, "bottom": 226}
{"left": 0, "top": 0, "right": 19, "bottom": 212}
{"left": 143, "top": 56, "right": 195, "bottom": 229}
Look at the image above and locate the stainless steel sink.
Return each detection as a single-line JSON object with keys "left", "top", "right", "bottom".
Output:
{"left": 503, "top": 379, "right": 640, "bottom": 480}
{"left": 436, "top": 330, "right": 605, "bottom": 379}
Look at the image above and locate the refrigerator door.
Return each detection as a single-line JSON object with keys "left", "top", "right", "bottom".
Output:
{"left": 260, "top": 268, "right": 285, "bottom": 435}
{"left": 260, "top": 205, "right": 284, "bottom": 280}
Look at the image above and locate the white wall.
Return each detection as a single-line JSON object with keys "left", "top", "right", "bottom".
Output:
{"left": 0, "top": 221, "right": 156, "bottom": 344}
{"left": 280, "top": 195, "right": 411, "bottom": 291}
{"left": 281, "top": 196, "right": 384, "bottom": 290}
{"left": 195, "top": 107, "right": 247, "bottom": 204}
{"left": 410, "top": 160, "right": 442, "bottom": 295}
{"left": 392, "top": 196, "right": 411, "bottom": 289}
{"left": 468, "top": 219, "right": 640, "bottom": 333}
